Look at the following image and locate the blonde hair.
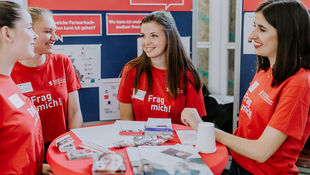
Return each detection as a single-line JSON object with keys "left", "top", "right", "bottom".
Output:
{"left": 28, "top": 7, "right": 53, "bottom": 25}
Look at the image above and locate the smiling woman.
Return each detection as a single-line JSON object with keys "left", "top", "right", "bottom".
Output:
{"left": 0, "top": 1, "right": 44, "bottom": 174}
{"left": 117, "top": 11, "right": 206, "bottom": 124}
{"left": 181, "top": 0, "right": 310, "bottom": 174}
{"left": 10, "top": 7, "right": 83, "bottom": 173}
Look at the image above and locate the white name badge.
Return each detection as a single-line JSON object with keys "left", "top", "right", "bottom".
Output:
{"left": 132, "top": 89, "right": 146, "bottom": 101}
{"left": 8, "top": 93, "right": 25, "bottom": 109}
{"left": 248, "top": 81, "right": 259, "bottom": 93}
{"left": 17, "top": 82, "right": 33, "bottom": 93}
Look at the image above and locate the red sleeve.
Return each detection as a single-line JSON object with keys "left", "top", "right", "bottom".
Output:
{"left": 185, "top": 71, "right": 207, "bottom": 117}
{"left": 117, "top": 65, "right": 135, "bottom": 103}
{"left": 269, "top": 75, "right": 310, "bottom": 140}
{"left": 62, "top": 54, "right": 82, "bottom": 92}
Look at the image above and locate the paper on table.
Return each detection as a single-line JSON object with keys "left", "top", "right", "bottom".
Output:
{"left": 176, "top": 130, "right": 197, "bottom": 145}
{"left": 71, "top": 124, "right": 134, "bottom": 148}
{"left": 136, "top": 145, "right": 213, "bottom": 175}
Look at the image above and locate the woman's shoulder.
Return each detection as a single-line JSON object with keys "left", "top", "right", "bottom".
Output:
{"left": 123, "top": 63, "right": 136, "bottom": 72}
{"left": 285, "top": 68, "right": 310, "bottom": 88}
{"left": 184, "top": 69, "right": 195, "bottom": 80}
{"left": 123, "top": 57, "right": 142, "bottom": 73}
{"left": 47, "top": 53, "right": 71, "bottom": 62}
{"left": 46, "top": 53, "right": 73, "bottom": 66}
{"left": 122, "top": 63, "right": 139, "bottom": 78}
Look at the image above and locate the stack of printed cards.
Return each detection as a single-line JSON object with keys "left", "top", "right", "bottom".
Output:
{"left": 55, "top": 134, "right": 76, "bottom": 152}
{"left": 114, "top": 120, "right": 145, "bottom": 136}
{"left": 67, "top": 149, "right": 94, "bottom": 160}
{"left": 144, "top": 118, "right": 173, "bottom": 137}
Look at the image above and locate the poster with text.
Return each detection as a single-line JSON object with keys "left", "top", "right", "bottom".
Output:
{"left": 99, "top": 78, "right": 121, "bottom": 120}
{"left": 106, "top": 13, "right": 147, "bottom": 35}
{"left": 53, "top": 14, "right": 102, "bottom": 41}
{"left": 53, "top": 44, "right": 101, "bottom": 88}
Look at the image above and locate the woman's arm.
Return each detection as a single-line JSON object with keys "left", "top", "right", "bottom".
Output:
{"left": 216, "top": 126, "right": 287, "bottom": 163}
{"left": 67, "top": 91, "right": 83, "bottom": 129}
{"left": 119, "top": 102, "right": 134, "bottom": 120}
{"left": 181, "top": 108, "right": 287, "bottom": 163}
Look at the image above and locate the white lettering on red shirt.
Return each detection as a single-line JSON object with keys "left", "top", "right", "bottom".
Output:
{"left": 30, "top": 93, "right": 62, "bottom": 112}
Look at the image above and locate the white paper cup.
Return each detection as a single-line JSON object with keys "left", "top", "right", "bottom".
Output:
{"left": 196, "top": 122, "right": 216, "bottom": 153}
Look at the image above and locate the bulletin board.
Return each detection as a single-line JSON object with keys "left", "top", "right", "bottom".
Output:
{"left": 239, "top": 0, "right": 310, "bottom": 104}
{"left": 28, "top": 0, "right": 194, "bottom": 122}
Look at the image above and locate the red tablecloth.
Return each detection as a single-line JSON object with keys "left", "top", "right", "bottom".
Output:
{"left": 47, "top": 123, "right": 229, "bottom": 175}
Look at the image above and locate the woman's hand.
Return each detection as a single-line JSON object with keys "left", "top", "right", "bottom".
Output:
{"left": 41, "top": 163, "right": 53, "bottom": 175}
{"left": 181, "top": 108, "right": 203, "bottom": 130}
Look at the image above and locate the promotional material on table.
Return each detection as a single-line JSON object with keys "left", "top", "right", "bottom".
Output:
{"left": 145, "top": 118, "right": 173, "bottom": 137}
{"left": 126, "top": 145, "right": 214, "bottom": 175}
{"left": 92, "top": 152, "right": 126, "bottom": 175}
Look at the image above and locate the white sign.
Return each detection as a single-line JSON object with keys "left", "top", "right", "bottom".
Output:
{"left": 53, "top": 44, "right": 101, "bottom": 88}
{"left": 243, "top": 12, "right": 255, "bottom": 54}
{"left": 99, "top": 78, "right": 121, "bottom": 120}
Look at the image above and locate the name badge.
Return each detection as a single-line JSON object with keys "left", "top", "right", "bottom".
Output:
{"left": 8, "top": 93, "right": 25, "bottom": 109}
{"left": 17, "top": 82, "right": 33, "bottom": 93}
{"left": 132, "top": 89, "right": 146, "bottom": 101}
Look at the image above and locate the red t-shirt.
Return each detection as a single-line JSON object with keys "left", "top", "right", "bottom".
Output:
{"left": 0, "top": 74, "right": 44, "bottom": 174}
{"left": 117, "top": 65, "right": 206, "bottom": 124}
{"left": 11, "top": 53, "right": 81, "bottom": 143}
{"left": 231, "top": 68, "right": 310, "bottom": 174}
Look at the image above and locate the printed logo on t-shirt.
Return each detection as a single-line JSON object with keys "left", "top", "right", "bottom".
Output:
{"left": 259, "top": 90, "right": 273, "bottom": 105}
{"left": 49, "top": 78, "right": 66, "bottom": 86}
{"left": 166, "top": 87, "right": 184, "bottom": 94}
{"left": 16, "top": 82, "right": 33, "bottom": 93}
{"left": 148, "top": 95, "right": 171, "bottom": 113}
{"left": 240, "top": 92, "right": 252, "bottom": 119}
{"left": 8, "top": 93, "right": 25, "bottom": 109}
{"left": 248, "top": 81, "right": 259, "bottom": 93}
{"left": 132, "top": 89, "right": 146, "bottom": 101}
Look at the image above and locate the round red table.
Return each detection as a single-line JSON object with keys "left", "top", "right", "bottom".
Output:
{"left": 47, "top": 123, "right": 229, "bottom": 175}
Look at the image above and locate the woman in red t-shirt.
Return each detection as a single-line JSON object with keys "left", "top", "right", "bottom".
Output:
{"left": 0, "top": 1, "right": 45, "bottom": 174}
{"left": 182, "top": 0, "right": 310, "bottom": 175}
{"left": 10, "top": 7, "right": 83, "bottom": 174}
{"left": 117, "top": 11, "right": 206, "bottom": 124}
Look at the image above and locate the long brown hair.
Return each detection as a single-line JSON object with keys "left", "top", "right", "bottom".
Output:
{"left": 125, "top": 11, "right": 201, "bottom": 98}
{"left": 256, "top": 0, "right": 310, "bottom": 86}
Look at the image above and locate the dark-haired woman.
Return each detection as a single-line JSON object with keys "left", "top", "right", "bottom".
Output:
{"left": 181, "top": 0, "right": 310, "bottom": 174}
{"left": 117, "top": 11, "right": 206, "bottom": 124}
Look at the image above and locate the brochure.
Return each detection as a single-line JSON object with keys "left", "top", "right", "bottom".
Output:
{"left": 92, "top": 152, "right": 126, "bottom": 174}
{"left": 126, "top": 145, "right": 213, "bottom": 175}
